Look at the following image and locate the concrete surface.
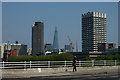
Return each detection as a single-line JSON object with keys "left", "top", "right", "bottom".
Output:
{"left": 1, "top": 66, "right": 120, "bottom": 79}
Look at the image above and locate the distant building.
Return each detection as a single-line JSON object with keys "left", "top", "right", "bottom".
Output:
{"left": 0, "top": 44, "right": 4, "bottom": 58}
{"left": 108, "top": 43, "right": 116, "bottom": 49}
{"left": 27, "top": 48, "right": 32, "bottom": 55}
{"left": 64, "top": 45, "right": 71, "bottom": 52}
{"left": 10, "top": 44, "right": 27, "bottom": 55}
{"left": 98, "top": 43, "right": 116, "bottom": 52}
{"left": 32, "top": 22, "right": 44, "bottom": 55}
{"left": 82, "top": 12, "right": 107, "bottom": 52}
{"left": 1, "top": 42, "right": 27, "bottom": 61}
{"left": 53, "top": 27, "right": 59, "bottom": 50}
{"left": 118, "top": 46, "right": 120, "bottom": 53}
{"left": 44, "top": 43, "right": 53, "bottom": 52}
{"left": 4, "top": 41, "right": 11, "bottom": 50}
{"left": 98, "top": 43, "right": 108, "bottom": 52}
{"left": 3, "top": 43, "right": 27, "bottom": 56}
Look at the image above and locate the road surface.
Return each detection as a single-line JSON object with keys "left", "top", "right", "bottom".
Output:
{"left": 2, "top": 73, "right": 120, "bottom": 80}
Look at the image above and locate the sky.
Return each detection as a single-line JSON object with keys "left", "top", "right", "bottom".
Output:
{"left": 0, "top": 1, "right": 2, "bottom": 44}
{"left": 118, "top": 1, "right": 120, "bottom": 46}
{"left": 2, "top": 2, "right": 118, "bottom": 51}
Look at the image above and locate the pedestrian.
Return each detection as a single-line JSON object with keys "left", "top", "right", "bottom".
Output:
{"left": 72, "top": 56, "right": 77, "bottom": 72}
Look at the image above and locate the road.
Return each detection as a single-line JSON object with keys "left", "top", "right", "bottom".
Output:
{"left": 2, "top": 73, "right": 120, "bottom": 80}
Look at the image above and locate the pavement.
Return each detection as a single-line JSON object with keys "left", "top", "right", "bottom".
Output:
{"left": 1, "top": 66, "right": 120, "bottom": 79}
{"left": 1, "top": 72, "right": 120, "bottom": 80}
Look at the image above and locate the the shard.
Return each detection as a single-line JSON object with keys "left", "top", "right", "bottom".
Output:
{"left": 53, "top": 27, "right": 59, "bottom": 50}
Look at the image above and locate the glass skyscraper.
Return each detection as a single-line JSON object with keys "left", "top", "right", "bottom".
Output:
{"left": 53, "top": 27, "right": 59, "bottom": 50}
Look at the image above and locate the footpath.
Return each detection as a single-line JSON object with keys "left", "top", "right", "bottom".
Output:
{"left": 1, "top": 66, "right": 120, "bottom": 79}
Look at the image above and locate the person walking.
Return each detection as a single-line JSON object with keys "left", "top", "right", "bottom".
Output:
{"left": 72, "top": 56, "right": 77, "bottom": 72}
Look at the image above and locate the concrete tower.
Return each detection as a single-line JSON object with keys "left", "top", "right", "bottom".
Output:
{"left": 32, "top": 22, "right": 44, "bottom": 55}
{"left": 82, "top": 12, "right": 107, "bottom": 52}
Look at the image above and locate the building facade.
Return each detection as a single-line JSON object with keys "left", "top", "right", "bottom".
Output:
{"left": 53, "top": 27, "right": 59, "bottom": 50}
{"left": 0, "top": 44, "right": 4, "bottom": 58}
{"left": 3, "top": 43, "right": 27, "bottom": 56}
{"left": 1, "top": 43, "right": 27, "bottom": 61}
{"left": 64, "top": 45, "right": 71, "bottom": 52}
{"left": 11, "top": 44, "right": 27, "bottom": 55}
{"left": 82, "top": 12, "right": 107, "bottom": 52}
{"left": 32, "top": 22, "right": 44, "bottom": 55}
{"left": 44, "top": 43, "right": 53, "bottom": 52}
{"left": 98, "top": 43, "right": 108, "bottom": 52}
{"left": 98, "top": 43, "right": 116, "bottom": 52}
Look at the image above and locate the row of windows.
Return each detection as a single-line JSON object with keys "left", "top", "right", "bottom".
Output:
{"left": 82, "top": 35, "right": 106, "bottom": 38}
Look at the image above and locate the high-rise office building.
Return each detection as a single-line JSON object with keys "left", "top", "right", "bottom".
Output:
{"left": 82, "top": 12, "right": 107, "bottom": 52}
{"left": 32, "top": 22, "right": 44, "bottom": 55}
{"left": 53, "top": 27, "right": 59, "bottom": 50}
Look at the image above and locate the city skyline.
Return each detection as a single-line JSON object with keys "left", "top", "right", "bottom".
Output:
{"left": 2, "top": 2, "right": 118, "bottom": 51}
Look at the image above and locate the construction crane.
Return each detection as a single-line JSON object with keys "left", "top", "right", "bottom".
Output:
{"left": 67, "top": 36, "right": 74, "bottom": 52}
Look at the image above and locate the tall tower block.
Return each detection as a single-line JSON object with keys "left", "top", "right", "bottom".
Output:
{"left": 32, "top": 22, "right": 44, "bottom": 55}
{"left": 82, "top": 12, "right": 107, "bottom": 52}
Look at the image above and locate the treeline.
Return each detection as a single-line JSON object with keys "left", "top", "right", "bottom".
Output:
{"left": 8, "top": 53, "right": 120, "bottom": 62}
{"left": 8, "top": 53, "right": 73, "bottom": 62}
{"left": 96, "top": 54, "right": 120, "bottom": 60}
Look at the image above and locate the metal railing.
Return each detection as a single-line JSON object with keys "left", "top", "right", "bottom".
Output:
{"left": 0, "top": 60, "right": 119, "bottom": 69}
